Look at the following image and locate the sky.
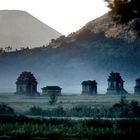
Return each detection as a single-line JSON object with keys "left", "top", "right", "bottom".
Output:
{"left": 0, "top": 0, "right": 109, "bottom": 35}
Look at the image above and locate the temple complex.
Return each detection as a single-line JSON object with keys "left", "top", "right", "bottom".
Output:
{"left": 106, "top": 72, "right": 127, "bottom": 95}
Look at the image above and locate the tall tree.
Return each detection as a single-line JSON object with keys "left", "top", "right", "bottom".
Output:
{"left": 104, "top": 0, "right": 140, "bottom": 22}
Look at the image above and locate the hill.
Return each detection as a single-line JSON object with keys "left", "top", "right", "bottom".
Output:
{"left": 0, "top": 13, "right": 140, "bottom": 93}
{"left": 0, "top": 10, "right": 61, "bottom": 49}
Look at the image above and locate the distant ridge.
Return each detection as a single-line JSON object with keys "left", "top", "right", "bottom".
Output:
{"left": 0, "top": 10, "right": 62, "bottom": 49}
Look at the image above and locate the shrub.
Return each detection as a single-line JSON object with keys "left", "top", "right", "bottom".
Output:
{"left": 29, "top": 106, "right": 46, "bottom": 116}
{"left": 0, "top": 103, "right": 15, "bottom": 115}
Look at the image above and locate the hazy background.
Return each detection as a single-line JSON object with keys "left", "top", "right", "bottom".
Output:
{"left": 0, "top": 0, "right": 138, "bottom": 94}
{"left": 0, "top": 0, "right": 108, "bottom": 35}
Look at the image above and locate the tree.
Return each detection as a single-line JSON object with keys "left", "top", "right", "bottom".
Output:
{"left": 5, "top": 46, "right": 12, "bottom": 52}
{"left": 104, "top": 0, "right": 140, "bottom": 22}
{"left": 130, "top": 100, "right": 140, "bottom": 116}
{"left": 0, "top": 48, "right": 4, "bottom": 53}
{"left": 119, "top": 95, "right": 128, "bottom": 106}
{"left": 49, "top": 93, "right": 58, "bottom": 105}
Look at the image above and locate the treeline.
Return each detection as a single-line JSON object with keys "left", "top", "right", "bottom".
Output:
{"left": 0, "top": 44, "right": 48, "bottom": 54}
{"left": 0, "top": 115, "right": 140, "bottom": 139}
{"left": 0, "top": 46, "right": 30, "bottom": 53}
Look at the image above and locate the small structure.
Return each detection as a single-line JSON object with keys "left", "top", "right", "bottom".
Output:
{"left": 134, "top": 78, "right": 140, "bottom": 94}
{"left": 16, "top": 71, "right": 39, "bottom": 96}
{"left": 42, "top": 86, "right": 62, "bottom": 96}
{"left": 106, "top": 72, "right": 127, "bottom": 95}
{"left": 81, "top": 80, "right": 97, "bottom": 95}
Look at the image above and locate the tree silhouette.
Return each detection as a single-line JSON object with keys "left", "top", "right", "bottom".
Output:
{"left": 5, "top": 46, "right": 12, "bottom": 52}
{"left": 0, "top": 48, "right": 4, "bottom": 53}
{"left": 49, "top": 93, "right": 58, "bottom": 105}
{"left": 104, "top": 0, "right": 140, "bottom": 22}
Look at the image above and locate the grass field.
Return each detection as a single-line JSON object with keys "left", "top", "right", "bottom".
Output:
{"left": 0, "top": 92, "right": 140, "bottom": 114}
{"left": 0, "top": 115, "right": 140, "bottom": 140}
{"left": 0, "top": 93, "right": 140, "bottom": 139}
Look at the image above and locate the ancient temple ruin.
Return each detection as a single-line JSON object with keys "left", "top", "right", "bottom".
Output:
{"left": 81, "top": 80, "right": 97, "bottom": 95}
{"left": 106, "top": 72, "right": 127, "bottom": 95}
{"left": 16, "top": 71, "right": 39, "bottom": 96}
{"left": 134, "top": 78, "right": 140, "bottom": 94}
{"left": 42, "top": 86, "right": 62, "bottom": 96}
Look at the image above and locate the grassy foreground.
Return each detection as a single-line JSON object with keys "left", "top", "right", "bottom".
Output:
{"left": 0, "top": 115, "right": 140, "bottom": 140}
{"left": 0, "top": 94, "right": 140, "bottom": 139}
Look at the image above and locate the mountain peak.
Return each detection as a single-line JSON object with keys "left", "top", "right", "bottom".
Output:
{"left": 0, "top": 10, "right": 62, "bottom": 49}
{"left": 0, "top": 10, "right": 28, "bottom": 13}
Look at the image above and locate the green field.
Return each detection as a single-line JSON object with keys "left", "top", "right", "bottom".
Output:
{"left": 0, "top": 93, "right": 140, "bottom": 114}
{"left": 0, "top": 115, "right": 140, "bottom": 140}
{"left": 0, "top": 93, "right": 140, "bottom": 139}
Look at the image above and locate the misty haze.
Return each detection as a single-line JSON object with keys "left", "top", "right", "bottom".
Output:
{"left": 0, "top": 11, "right": 139, "bottom": 94}
{"left": 0, "top": 0, "right": 140, "bottom": 139}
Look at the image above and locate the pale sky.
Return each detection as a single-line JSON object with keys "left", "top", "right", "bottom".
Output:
{"left": 0, "top": 0, "right": 109, "bottom": 35}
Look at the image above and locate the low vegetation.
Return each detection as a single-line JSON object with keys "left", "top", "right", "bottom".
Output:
{"left": 1, "top": 95, "right": 140, "bottom": 118}
{"left": 0, "top": 115, "right": 140, "bottom": 139}
{"left": 27, "top": 96, "right": 140, "bottom": 118}
{"left": 0, "top": 103, "right": 15, "bottom": 115}
{"left": 0, "top": 96, "right": 140, "bottom": 139}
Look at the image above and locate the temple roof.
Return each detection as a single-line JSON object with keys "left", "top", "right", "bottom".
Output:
{"left": 136, "top": 78, "right": 140, "bottom": 82}
{"left": 82, "top": 80, "right": 97, "bottom": 85}
{"left": 108, "top": 72, "right": 124, "bottom": 82}
{"left": 16, "top": 71, "right": 37, "bottom": 84}
{"left": 42, "top": 86, "right": 62, "bottom": 90}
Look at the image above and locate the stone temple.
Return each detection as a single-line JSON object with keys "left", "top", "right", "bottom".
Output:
{"left": 42, "top": 86, "right": 62, "bottom": 96}
{"left": 16, "top": 71, "right": 39, "bottom": 96}
{"left": 134, "top": 78, "right": 140, "bottom": 94}
{"left": 106, "top": 72, "right": 128, "bottom": 95}
{"left": 81, "top": 80, "right": 97, "bottom": 95}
